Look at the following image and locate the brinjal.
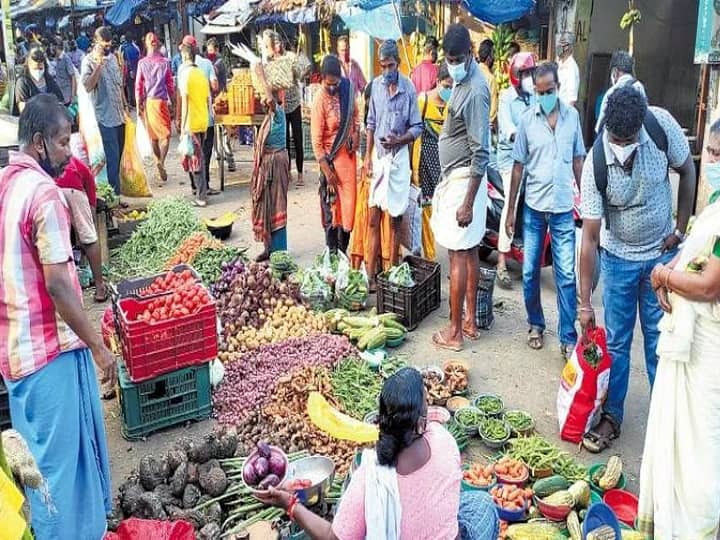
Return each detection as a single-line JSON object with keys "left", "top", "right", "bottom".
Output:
{"left": 268, "top": 454, "right": 286, "bottom": 478}
{"left": 243, "top": 459, "right": 258, "bottom": 486}
{"left": 257, "top": 474, "right": 281, "bottom": 490}
{"left": 253, "top": 456, "right": 269, "bottom": 479}
{"left": 256, "top": 441, "right": 272, "bottom": 459}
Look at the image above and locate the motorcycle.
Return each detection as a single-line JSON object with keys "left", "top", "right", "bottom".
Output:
{"left": 480, "top": 166, "right": 600, "bottom": 292}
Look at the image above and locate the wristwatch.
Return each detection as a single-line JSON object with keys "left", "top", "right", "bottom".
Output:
{"left": 674, "top": 229, "right": 686, "bottom": 242}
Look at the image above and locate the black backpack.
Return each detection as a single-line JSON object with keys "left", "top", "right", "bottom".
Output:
{"left": 592, "top": 109, "right": 668, "bottom": 202}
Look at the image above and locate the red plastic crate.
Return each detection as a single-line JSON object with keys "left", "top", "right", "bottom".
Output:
{"left": 116, "top": 295, "right": 218, "bottom": 383}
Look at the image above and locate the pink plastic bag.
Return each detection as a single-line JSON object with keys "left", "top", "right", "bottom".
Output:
{"left": 104, "top": 518, "right": 196, "bottom": 540}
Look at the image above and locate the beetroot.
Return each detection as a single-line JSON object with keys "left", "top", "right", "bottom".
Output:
{"left": 258, "top": 474, "right": 280, "bottom": 490}
{"left": 253, "top": 456, "right": 269, "bottom": 479}
{"left": 268, "top": 454, "right": 286, "bottom": 477}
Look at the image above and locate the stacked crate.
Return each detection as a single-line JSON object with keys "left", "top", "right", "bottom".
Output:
{"left": 111, "top": 265, "right": 217, "bottom": 440}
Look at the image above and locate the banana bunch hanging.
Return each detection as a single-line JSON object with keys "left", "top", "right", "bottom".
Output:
{"left": 620, "top": 8, "right": 641, "bottom": 30}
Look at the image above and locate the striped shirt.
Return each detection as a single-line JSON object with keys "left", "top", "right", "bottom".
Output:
{"left": 0, "top": 152, "right": 84, "bottom": 380}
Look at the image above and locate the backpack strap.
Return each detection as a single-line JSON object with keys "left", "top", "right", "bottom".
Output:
{"left": 643, "top": 109, "right": 668, "bottom": 155}
{"left": 592, "top": 134, "right": 607, "bottom": 200}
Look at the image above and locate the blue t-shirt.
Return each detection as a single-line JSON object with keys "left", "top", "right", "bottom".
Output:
{"left": 121, "top": 43, "right": 140, "bottom": 74}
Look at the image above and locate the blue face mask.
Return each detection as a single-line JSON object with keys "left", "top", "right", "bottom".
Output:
{"left": 538, "top": 92, "right": 558, "bottom": 116}
{"left": 446, "top": 60, "right": 467, "bottom": 83}
{"left": 383, "top": 70, "right": 398, "bottom": 85}
{"left": 705, "top": 161, "right": 720, "bottom": 194}
{"left": 438, "top": 87, "right": 452, "bottom": 103}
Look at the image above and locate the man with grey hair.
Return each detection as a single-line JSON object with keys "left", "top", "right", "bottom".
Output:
{"left": 595, "top": 49, "right": 646, "bottom": 133}
{"left": 365, "top": 39, "right": 423, "bottom": 290}
{"left": 430, "top": 24, "right": 490, "bottom": 351}
{"left": 556, "top": 33, "right": 579, "bottom": 107}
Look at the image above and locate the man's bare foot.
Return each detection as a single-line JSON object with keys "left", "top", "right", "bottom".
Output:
{"left": 432, "top": 328, "right": 463, "bottom": 352}
{"left": 296, "top": 173, "right": 305, "bottom": 187}
{"left": 368, "top": 278, "right": 377, "bottom": 293}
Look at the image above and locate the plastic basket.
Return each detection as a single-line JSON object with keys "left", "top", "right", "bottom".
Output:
{"left": 0, "top": 378, "right": 10, "bottom": 431}
{"left": 111, "top": 264, "right": 200, "bottom": 301}
{"left": 118, "top": 360, "right": 211, "bottom": 440}
{"left": 228, "top": 81, "right": 255, "bottom": 116}
{"left": 376, "top": 255, "right": 441, "bottom": 331}
{"left": 476, "top": 267, "right": 496, "bottom": 330}
{"left": 116, "top": 294, "right": 218, "bottom": 383}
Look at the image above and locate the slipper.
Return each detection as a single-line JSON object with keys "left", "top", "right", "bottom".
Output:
{"left": 528, "top": 327, "right": 544, "bottom": 350}
{"left": 462, "top": 326, "right": 480, "bottom": 341}
{"left": 432, "top": 331, "right": 463, "bottom": 352}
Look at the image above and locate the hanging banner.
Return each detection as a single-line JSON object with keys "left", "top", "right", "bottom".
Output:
{"left": 695, "top": 0, "right": 720, "bottom": 64}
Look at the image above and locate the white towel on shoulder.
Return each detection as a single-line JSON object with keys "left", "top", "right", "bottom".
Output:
{"left": 363, "top": 448, "right": 401, "bottom": 540}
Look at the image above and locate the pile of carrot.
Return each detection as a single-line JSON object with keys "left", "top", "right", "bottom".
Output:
{"left": 493, "top": 456, "right": 528, "bottom": 481}
{"left": 462, "top": 462, "right": 495, "bottom": 487}
{"left": 489, "top": 484, "right": 533, "bottom": 512}
{"left": 164, "top": 232, "right": 222, "bottom": 270}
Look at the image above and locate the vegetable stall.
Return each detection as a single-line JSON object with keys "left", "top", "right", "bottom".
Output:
{"left": 44, "top": 194, "right": 642, "bottom": 538}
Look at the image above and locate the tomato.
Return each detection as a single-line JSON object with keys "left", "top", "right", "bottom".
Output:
{"left": 181, "top": 307, "right": 190, "bottom": 315}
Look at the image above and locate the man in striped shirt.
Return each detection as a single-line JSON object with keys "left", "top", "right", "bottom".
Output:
{"left": 0, "top": 94, "right": 116, "bottom": 539}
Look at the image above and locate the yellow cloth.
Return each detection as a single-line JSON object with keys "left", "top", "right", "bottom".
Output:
{"left": 180, "top": 66, "right": 209, "bottom": 134}
{"left": 479, "top": 63, "right": 499, "bottom": 124}
{"left": 411, "top": 92, "right": 447, "bottom": 261}
{"left": 350, "top": 171, "right": 392, "bottom": 270}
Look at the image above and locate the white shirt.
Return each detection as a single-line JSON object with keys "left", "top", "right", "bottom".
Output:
{"left": 557, "top": 55, "right": 580, "bottom": 105}
{"left": 594, "top": 74, "right": 646, "bottom": 133}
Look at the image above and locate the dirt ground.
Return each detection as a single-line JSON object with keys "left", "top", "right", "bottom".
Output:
{"left": 91, "top": 141, "right": 652, "bottom": 497}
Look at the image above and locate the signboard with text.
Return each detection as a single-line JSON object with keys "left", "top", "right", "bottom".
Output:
{"left": 695, "top": 0, "right": 720, "bottom": 63}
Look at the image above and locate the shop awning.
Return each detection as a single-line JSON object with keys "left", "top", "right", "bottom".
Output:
{"left": 105, "top": 0, "right": 148, "bottom": 27}
{"left": 336, "top": 2, "right": 401, "bottom": 40}
{"left": 461, "top": 0, "right": 535, "bottom": 24}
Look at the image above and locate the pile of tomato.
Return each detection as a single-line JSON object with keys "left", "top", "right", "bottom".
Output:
{"left": 131, "top": 269, "right": 212, "bottom": 323}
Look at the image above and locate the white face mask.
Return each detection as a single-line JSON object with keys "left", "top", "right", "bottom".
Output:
{"left": 609, "top": 142, "right": 639, "bottom": 164}
{"left": 520, "top": 76, "right": 534, "bottom": 95}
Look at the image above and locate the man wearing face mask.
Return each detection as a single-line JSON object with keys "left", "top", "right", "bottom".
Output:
{"left": 430, "top": 24, "right": 490, "bottom": 352}
{"left": 411, "top": 38, "right": 439, "bottom": 94}
{"left": 506, "top": 61, "right": 585, "bottom": 359}
{"left": 494, "top": 52, "right": 536, "bottom": 289}
{"left": 81, "top": 26, "right": 127, "bottom": 195}
{"left": 556, "top": 34, "right": 579, "bottom": 107}
{"left": 594, "top": 50, "right": 645, "bottom": 134}
{"left": 13, "top": 45, "right": 64, "bottom": 116}
{"left": 578, "top": 85, "right": 696, "bottom": 454}
{"left": 337, "top": 35, "right": 366, "bottom": 97}
{"left": 365, "top": 39, "right": 423, "bottom": 291}
{"left": 0, "top": 93, "right": 115, "bottom": 540}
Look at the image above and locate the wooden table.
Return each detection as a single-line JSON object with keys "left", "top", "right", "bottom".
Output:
{"left": 214, "top": 114, "right": 264, "bottom": 191}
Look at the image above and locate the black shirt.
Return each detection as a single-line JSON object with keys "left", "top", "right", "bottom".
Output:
{"left": 13, "top": 70, "right": 64, "bottom": 116}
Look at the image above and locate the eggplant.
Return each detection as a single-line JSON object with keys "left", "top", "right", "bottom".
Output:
{"left": 257, "top": 474, "right": 280, "bottom": 490}
{"left": 268, "top": 455, "right": 286, "bottom": 478}
{"left": 253, "top": 456, "right": 269, "bottom": 479}
{"left": 256, "top": 441, "right": 272, "bottom": 459}
{"left": 242, "top": 459, "right": 258, "bottom": 486}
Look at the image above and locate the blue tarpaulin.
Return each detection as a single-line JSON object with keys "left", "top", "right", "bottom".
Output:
{"left": 337, "top": 3, "right": 401, "bottom": 40}
{"left": 461, "top": 0, "right": 535, "bottom": 24}
{"left": 105, "top": 0, "right": 147, "bottom": 26}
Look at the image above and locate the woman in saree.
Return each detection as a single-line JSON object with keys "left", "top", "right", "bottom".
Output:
{"left": 256, "top": 368, "right": 500, "bottom": 539}
{"left": 311, "top": 55, "right": 359, "bottom": 254}
{"left": 411, "top": 63, "right": 451, "bottom": 261}
{"left": 637, "top": 119, "right": 720, "bottom": 538}
{"left": 251, "top": 98, "right": 290, "bottom": 261}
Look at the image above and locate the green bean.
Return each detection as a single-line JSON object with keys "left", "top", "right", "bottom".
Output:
{"left": 480, "top": 418, "right": 510, "bottom": 441}
{"left": 475, "top": 395, "right": 504, "bottom": 415}
{"left": 505, "top": 435, "right": 586, "bottom": 479}
{"left": 504, "top": 410, "right": 534, "bottom": 431}
{"left": 454, "top": 407, "right": 484, "bottom": 427}
{"left": 331, "top": 358, "right": 383, "bottom": 420}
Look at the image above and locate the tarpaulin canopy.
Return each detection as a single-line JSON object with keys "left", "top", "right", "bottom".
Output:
{"left": 105, "top": 0, "right": 147, "bottom": 26}
{"left": 5, "top": 0, "right": 61, "bottom": 18}
{"left": 337, "top": 2, "right": 401, "bottom": 40}
{"left": 461, "top": 0, "right": 535, "bottom": 24}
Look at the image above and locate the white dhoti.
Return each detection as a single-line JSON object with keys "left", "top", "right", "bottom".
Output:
{"left": 368, "top": 146, "right": 411, "bottom": 218}
{"left": 430, "top": 166, "right": 487, "bottom": 251}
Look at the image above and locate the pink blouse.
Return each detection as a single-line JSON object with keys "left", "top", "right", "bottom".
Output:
{"left": 332, "top": 422, "right": 461, "bottom": 540}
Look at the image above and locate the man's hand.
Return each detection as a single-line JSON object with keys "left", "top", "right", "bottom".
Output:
{"left": 661, "top": 233, "right": 681, "bottom": 253}
{"left": 656, "top": 287, "right": 672, "bottom": 313}
{"left": 254, "top": 485, "right": 293, "bottom": 509}
{"left": 364, "top": 157, "right": 373, "bottom": 178}
{"left": 91, "top": 344, "right": 117, "bottom": 387}
{"left": 380, "top": 133, "right": 403, "bottom": 150}
{"left": 578, "top": 305, "right": 595, "bottom": 335}
{"left": 505, "top": 210, "right": 515, "bottom": 239}
{"left": 456, "top": 202, "right": 473, "bottom": 228}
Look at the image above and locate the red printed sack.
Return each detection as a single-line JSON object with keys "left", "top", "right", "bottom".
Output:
{"left": 556, "top": 326, "right": 612, "bottom": 443}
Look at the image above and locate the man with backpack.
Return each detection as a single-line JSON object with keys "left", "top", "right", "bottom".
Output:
{"left": 595, "top": 50, "right": 645, "bottom": 133}
{"left": 578, "top": 85, "right": 696, "bottom": 453}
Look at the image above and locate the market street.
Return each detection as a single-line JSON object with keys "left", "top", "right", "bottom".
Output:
{"left": 88, "top": 143, "right": 650, "bottom": 496}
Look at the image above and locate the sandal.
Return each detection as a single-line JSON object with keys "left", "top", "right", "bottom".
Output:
{"left": 527, "top": 326, "right": 544, "bottom": 350}
{"left": 462, "top": 324, "right": 480, "bottom": 341}
{"left": 582, "top": 413, "right": 621, "bottom": 454}
{"left": 561, "top": 344, "right": 574, "bottom": 361}
{"left": 496, "top": 267, "right": 513, "bottom": 290}
{"left": 432, "top": 331, "right": 463, "bottom": 352}
{"left": 94, "top": 289, "right": 109, "bottom": 303}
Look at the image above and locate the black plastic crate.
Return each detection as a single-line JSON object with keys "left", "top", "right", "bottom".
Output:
{"left": 0, "top": 378, "right": 11, "bottom": 431}
{"left": 376, "top": 255, "right": 441, "bottom": 331}
{"left": 118, "top": 360, "right": 212, "bottom": 441}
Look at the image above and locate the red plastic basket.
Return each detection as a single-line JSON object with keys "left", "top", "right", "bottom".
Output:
{"left": 116, "top": 295, "right": 218, "bottom": 383}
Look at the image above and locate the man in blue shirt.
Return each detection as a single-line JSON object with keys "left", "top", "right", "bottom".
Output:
{"left": 120, "top": 35, "right": 141, "bottom": 108}
{"left": 505, "top": 61, "right": 585, "bottom": 359}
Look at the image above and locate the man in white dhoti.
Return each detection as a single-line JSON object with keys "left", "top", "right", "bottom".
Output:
{"left": 430, "top": 24, "right": 490, "bottom": 352}
{"left": 364, "top": 40, "right": 423, "bottom": 291}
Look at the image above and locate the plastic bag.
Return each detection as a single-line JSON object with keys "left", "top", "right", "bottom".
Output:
{"left": 387, "top": 262, "right": 415, "bottom": 287}
{"left": 314, "top": 247, "right": 340, "bottom": 286}
{"left": 556, "top": 326, "right": 612, "bottom": 443}
{"left": 299, "top": 268, "right": 333, "bottom": 311}
{"left": 120, "top": 117, "right": 152, "bottom": 198}
{"left": 399, "top": 184, "right": 422, "bottom": 255}
{"left": 177, "top": 133, "right": 194, "bottom": 157}
{"left": 210, "top": 358, "right": 225, "bottom": 387}
{"left": 136, "top": 117, "right": 154, "bottom": 161}
{"left": 336, "top": 262, "right": 369, "bottom": 311}
{"left": 76, "top": 67, "right": 108, "bottom": 184}
{"left": 104, "top": 518, "right": 195, "bottom": 540}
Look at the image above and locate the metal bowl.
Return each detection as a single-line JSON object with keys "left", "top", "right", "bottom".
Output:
{"left": 288, "top": 455, "right": 336, "bottom": 507}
